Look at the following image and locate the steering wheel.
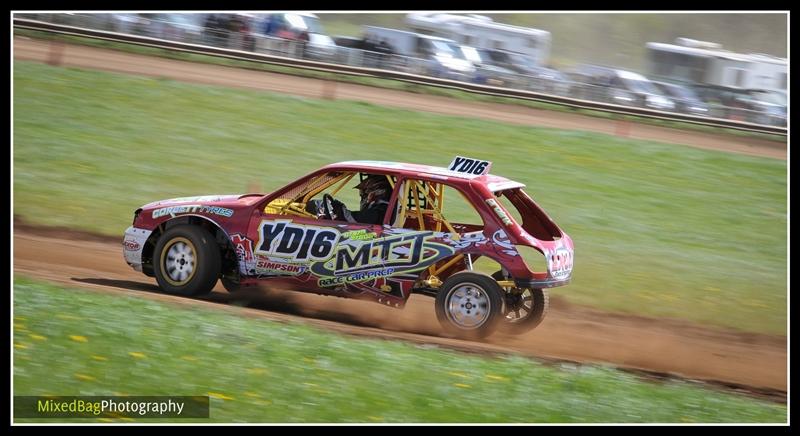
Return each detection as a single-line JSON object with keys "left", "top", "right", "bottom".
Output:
{"left": 322, "top": 193, "right": 337, "bottom": 221}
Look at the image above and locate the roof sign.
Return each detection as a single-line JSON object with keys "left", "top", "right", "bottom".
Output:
{"left": 448, "top": 156, "right": 492, "bottom": 176}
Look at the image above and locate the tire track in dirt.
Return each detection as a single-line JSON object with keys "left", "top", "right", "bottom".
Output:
{"left": 12, "top": 225, "right": 787, "bottom": 400}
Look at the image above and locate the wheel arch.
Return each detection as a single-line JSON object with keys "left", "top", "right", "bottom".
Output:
{"left": 142, "top": 215, "right": 239, "bottom": 280}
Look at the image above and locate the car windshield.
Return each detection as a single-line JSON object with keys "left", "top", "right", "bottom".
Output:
{"left": 508, "top": 52, "right": 537, "bottom": 69}
{"left": 460, "top": 46, "right": 485, "bottom": 63}
{"left": 429, "top": 40, "right": 456, "bottom": 56}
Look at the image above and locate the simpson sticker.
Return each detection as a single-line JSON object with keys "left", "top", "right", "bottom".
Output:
{"left": 152, "top": 205, "right": 234, "bottom": 219}
{"left": 448, "top": 156, "right": 492, "bottom": 175}
{"left": 256, "top": 259, "right": 308, "bottom": 276}
{"left": 256, "top": 220, "right": 340, "bottom": 261}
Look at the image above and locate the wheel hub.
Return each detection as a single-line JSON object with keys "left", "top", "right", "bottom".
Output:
{"left": 446, "top": 284, "right": 490, "bottom": 329}
{"left": 165, "top": 240, "right": 196, "bottom": 284}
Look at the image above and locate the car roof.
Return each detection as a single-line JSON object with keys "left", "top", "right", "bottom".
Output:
{"left": 322, "top": 160, "right": 525, "bottom": 191}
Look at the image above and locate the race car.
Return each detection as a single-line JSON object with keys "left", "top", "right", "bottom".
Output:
{"left": 122, "top": 157, "right": 573, "bottom": 338}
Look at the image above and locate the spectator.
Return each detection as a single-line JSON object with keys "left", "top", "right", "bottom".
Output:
{"left": 376, "top": 39, "right": 393, "bottom": 69}
{"left": 262, "top": 14, "right": 274, "bottom": 35}
{"left": 299, "top": 30, "right": 310, "bottom": 58}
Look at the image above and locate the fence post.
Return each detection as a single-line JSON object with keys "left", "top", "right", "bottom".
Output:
{"left": 614, "top": 116, "right": 631, "bottom": 137}
{"left": 322, "top": 80, "right": 337, "bottom": 100}
{"left": 47, "top": 34, "right": 65, "bottom": 67}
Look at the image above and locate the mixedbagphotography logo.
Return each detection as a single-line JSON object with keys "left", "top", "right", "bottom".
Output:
{"left": 14, "top": 396, "right": 210, "bottom": 419}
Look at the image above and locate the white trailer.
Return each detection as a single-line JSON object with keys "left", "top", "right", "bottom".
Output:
{"left": 405, "top": 13, "right": 551, "bottom": 67}
{"left": 646, "top": 38, "right": 786, "bottom": 92}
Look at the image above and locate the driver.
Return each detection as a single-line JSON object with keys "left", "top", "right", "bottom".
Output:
{"left": 307, "top": 174, "right": 392, "bottom": 225}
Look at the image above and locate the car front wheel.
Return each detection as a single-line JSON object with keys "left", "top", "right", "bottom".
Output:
{"left": 153, "top": 225, "right": 221, "bottom": 296}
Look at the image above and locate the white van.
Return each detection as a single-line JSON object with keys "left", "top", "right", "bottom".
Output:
{"left": 362, "top": 26, "right": 475, "bottom": 80}
{"left": 406, "top": 13, "right": 551, "bottom": 67}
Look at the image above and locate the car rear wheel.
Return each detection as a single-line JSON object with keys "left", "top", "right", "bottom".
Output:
{"left": 493, "top": 271, "right": 549, "bottom": 335}
{"left": 435, "top": 272, "right": 504, "bottom": 339}
{"left": 154, "top": 225, "right": 220, "bottom": 296}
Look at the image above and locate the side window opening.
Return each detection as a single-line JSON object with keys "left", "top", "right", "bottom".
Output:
{"left": 265, "top": 171, "right": 396, "bottom": 225}
{"left": 393, "top": 179, "right": 484, "bottom": 235}
{"left": 495, "top": 189, "right": 561, "bottom": 241}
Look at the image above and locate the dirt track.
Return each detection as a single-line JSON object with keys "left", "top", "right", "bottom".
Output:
{"left": 13, "top": 227, "right": 787, "bottom": 396}
{"left": 13, "top": 37, "right": 786, "bottom": 160}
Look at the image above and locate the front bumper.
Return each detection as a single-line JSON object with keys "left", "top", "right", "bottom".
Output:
{"left": 123, "top": 226, "right": 153, "bottom": 272}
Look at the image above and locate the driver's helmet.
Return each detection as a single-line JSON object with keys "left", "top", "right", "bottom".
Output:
{"left": 354, "top": 174, "right": 392, "bottom": 210}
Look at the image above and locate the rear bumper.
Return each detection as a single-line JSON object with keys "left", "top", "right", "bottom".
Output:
{"left": 515, "top": 277, "right": 571, "bottom": 289}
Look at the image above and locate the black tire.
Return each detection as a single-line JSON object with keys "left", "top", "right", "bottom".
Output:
{"left": 435, "top": 271, "right": 505, "bottom": 340}
{"left": 153, "top": 225, "right": 221, "bottom": 296}
{"left": 492, "top": 271, "right": 549, "bottom": 335}
{"left": 221, "top": 276, "right": 241, "bottom": 293}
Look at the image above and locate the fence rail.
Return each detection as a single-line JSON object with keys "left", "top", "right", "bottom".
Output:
{"left": 13, "top": 18, "right": 787, "bottom": 136}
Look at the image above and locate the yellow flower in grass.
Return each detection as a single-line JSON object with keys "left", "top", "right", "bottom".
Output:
{"left": 91, "top": 355, "right": 108, "bottom": 361}
{"left": 453, "top": 383, "right": 471, "bottom": 388}
{"left": 448, "top": 371, "right": 469, "bottom": 378}
{"left": 29, "top": 334, "right": 47, "bottom": 341}
{"left": 208, "top": 392, "right": 235, "bottom": 401}
{"left": 69, "top": 335, "right": 88, "bottom": 343}
{"left": 75, "top": 373, "right": 96, "bottom": 382}
{"left": 486, "top": 374, "right": 510, "bottom": 382}
{"left": 128, "top": 352, "right": 147, "bottom": 359}
{"left": 14, "top": 343, "right": 28, "bottom": 349}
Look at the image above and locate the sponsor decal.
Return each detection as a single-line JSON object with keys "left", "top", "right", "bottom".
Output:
{"left": 311, "top": 231, "right": 454, "bottom": 286}
{"left": 248, "top": 220, "right": 455, "bottom": 286}
{"left": 485, "top": 198, "right": 513, "bottom": 226}
{"left": 492, "top": 229, "right": 518, "bottom": 257}
{"left": 123, "top": 239, "right": 141, "bottom": 251}
{"left": 448, "top": 156, "right": 492, "bottom": 175}
{"left": 318, "top": 268, "right": 396, "bottom": 287}
{"left": 255, "top": 259, "right": 308, "bottom": 276}
{"left": 256, "top": 220, "right": 340, "bottom": 261}
{"left": 231, "top": 233, "right": 256, "bottom": 275}
{"left": 548, "top": 248, "right": 573, "bottom": 280}
{"left": 443, "top": 231, "right": 487, "bottom": 250}
{"left": 341, "top": 229, "right": 377, "bottom": 241}
{"left": 152, "top": 205, "right": 233, "bottom": 219}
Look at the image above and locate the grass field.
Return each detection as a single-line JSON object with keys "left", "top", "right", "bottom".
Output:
{"left": 13, "top": 61, "right": 787, "bottom": 335}
{"left": 12, "top": 277, "right": 787, "bottom": 423}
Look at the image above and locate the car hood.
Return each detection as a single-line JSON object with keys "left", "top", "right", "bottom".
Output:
{"left": 142, "top": 194, "right": 263, "bottom": 210}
